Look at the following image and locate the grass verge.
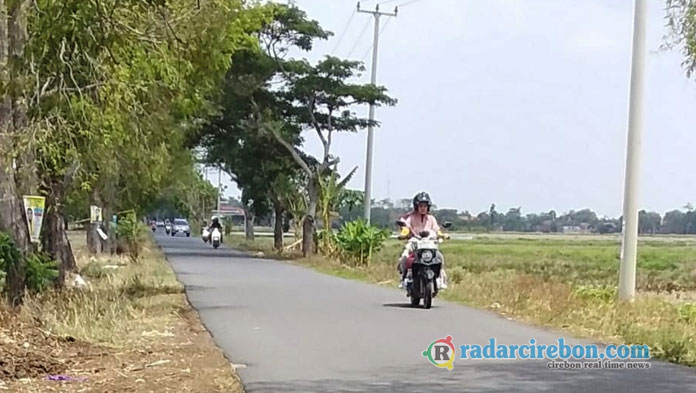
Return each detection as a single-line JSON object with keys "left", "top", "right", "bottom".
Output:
{"left": 226, "top": 234, "right": 696, "bottom": 367}
{"left": 1, "top": 231, "right": 243, "bottom": 392}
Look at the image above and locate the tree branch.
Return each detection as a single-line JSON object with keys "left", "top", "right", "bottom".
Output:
{"left": 306, "top": 96, "right": 329, "bottom": 162}
{"left": 251, "top": 98, "right": 312, "bottom": 176}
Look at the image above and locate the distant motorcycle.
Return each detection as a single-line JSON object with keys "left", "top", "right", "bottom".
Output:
{"left": 211, "top": 228, "right": 221, "bottom": 249}
{"left": 165, "top": 223, "right": 172, "bottom": 235}
{"left": 397, "top": 220, "right": 451, "bottom": 309}
{"left": 202, "top": 227, "right": 210, "bottom": 243}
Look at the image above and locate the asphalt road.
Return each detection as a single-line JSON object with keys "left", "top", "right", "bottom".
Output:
{"left": 157, "top": 232, "right": 696, "bottom": 393}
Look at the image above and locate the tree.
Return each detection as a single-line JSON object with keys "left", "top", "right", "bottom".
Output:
{"left": 488, "top": 203, "right": 499, "bottom": 229}
{"left": 264, "top": 55, "right": 395, "bottom": 255}
{"left": 503, "top": 207, "right": 523, "bottom": 232}
{"left": 638, "top": 210, "right": 662, "bottom": 235}
{"left": 662, "top": 210, "right": 686, "bottom": 234}
{"left": 0, "top": 0, "right": 31, "bottom": 305}
{"left": 3, "top": 0, "right": 266, "bottom": 296}
{"left": 194, "top": 29, "right": 305, "bottom": 247}
{"left": 231, "top": 4, "right": 396, "bottom": 256}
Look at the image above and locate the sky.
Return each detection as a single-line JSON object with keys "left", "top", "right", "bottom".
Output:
{"left": 205, "top": 0, "right": 696, "bottom": 218}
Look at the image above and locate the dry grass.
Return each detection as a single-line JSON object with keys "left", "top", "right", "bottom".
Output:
{"left": 226, "top": 234, "right": 696, "bottom": 367}
{"left": 20, "top": 236, "right": 183, "bottom": 346}
{"left": 1, "top": 231, "right": 243, "bottom": 392}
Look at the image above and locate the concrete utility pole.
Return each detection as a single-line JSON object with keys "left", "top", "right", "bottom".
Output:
{"left": 217, "top": 166, "right": 222, "bottom": 217}
{"left": 619, "top": 0, "right": 647, "bottom": 302}
{"left": 358, "top": 1, "right": 397, "bottom": 224}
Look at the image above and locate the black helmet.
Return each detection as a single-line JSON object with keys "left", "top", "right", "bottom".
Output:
{"left": 413, "top": 192, "right": 432, "bottom": 211}
{"left": 212, "top": 217, "right": 219, "bottom": 223}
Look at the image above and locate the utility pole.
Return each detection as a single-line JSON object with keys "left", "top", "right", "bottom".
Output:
{"left": 217, "top": 166, "right": 222, "bottom": 218}
{"left": 619, "top": 0, "right": 647, "bottom": 302}
{"left": 358, "top": 1, "right": 397, "bottom": 224}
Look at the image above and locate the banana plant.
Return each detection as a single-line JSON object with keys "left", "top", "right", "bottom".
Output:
{"left": 317, "top": 163, "right": 357, "bottom": 256}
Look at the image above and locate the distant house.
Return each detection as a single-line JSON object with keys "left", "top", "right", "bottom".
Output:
{"left": 211, "top": 203, "right": 245, "bottom": 218}
{"left": 562, "top": 225, "right": 591, "bottom": 234}
{"left": 458, "top": 213, "right": 473, "bottom": 221}
{"left": 562, "top": 225, "right": 582, "bottom": 234}
{"left": 211, "top": 204, "right": 246, "bottom": 226}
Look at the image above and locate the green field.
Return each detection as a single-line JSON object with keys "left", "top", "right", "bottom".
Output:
{"left": 226, "top": 234, "right": 696, "bottom": 367}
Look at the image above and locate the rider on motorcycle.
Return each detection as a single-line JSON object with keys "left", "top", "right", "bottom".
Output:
{"left": 397, "top": 192, "right": 449, "bottom": 289}
{"left": 209, "top": 217, "right": 223, "bottom": 242}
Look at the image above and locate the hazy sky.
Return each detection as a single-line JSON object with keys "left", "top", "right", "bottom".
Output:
{"left": 208, "top": 0, "right": 696, "bottom": 218}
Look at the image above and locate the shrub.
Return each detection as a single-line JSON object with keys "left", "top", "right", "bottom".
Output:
{"left": 25, "top": 253, "right": 59, "bottom": 293}
{"left": 335, "top": 220, "right": 390, "bottom": 266}
{"left": 0, "top": 232, "right": 22, "bottom": 294}
{"left": 679, "top": 303, "right": 696, "bottom": 325}
{"left": 0, "top": 232, "right": 21, "bottom": 273}
{"left": 573, "top": 285, "right": 616, "bottom": 302}
{"left": 1, "top": 233, "right": 58, "bottom": 294}
{"left": 116, "top": 212, "right": 147, "bottom": 263}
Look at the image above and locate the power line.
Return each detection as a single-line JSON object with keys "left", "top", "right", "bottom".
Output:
{"left": 331, "top": 8, "right": 356, "bottom": 55}
{"left": 396, "top": 0, "right": 425, "bottom": 7}
{"left": 360, "top": 16, "right": 392, "bottom": 63}
{"left": 346, "top": 17, "right": 372, "bottom": 58}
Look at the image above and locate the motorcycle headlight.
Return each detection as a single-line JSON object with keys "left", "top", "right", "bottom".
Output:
{"left": 421, "top": 250, "right": 433, "bottom": 262}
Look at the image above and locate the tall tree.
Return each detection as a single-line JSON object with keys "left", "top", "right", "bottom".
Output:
{"left": 0, "top": 0, "right": 31, "bottom": 305}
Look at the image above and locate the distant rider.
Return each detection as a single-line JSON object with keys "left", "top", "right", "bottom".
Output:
{"left": 209, "top": 217, "right": 223, "bottom": 242}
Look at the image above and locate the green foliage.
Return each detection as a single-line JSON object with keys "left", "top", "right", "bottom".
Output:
{"left": 0, "top": 232, "right": 22, "bottom": 294}
{"left": 27, "top": 0, "right": 267, "bottom": 225}
{"left": 1, "top": 233, "right": 58, "bottom": 294}
{"left": 0, "top": 232, "right": 22, "bottom": 275}
{"left": 116, "top": 212, "right": 147, "bottom": 264}
{"left": 335, "top": 220, "right": 390, "bottom": 266}
{"left": 666, "top": 0, "right": 696, "bottom": 78}
{"left": 25, "top": 253, "right": 59, "bottom": 293}
{"left": 193, "top": 3, "right": 396, "bottom": 257}
{"left": 317, "top": 164, "right": 357, "bottom": 254}
{"left": 679, "top": 304, "right": 696, "bottom": 325}
{"left": 573, "top": 286, "right": 617, "bottom": 302}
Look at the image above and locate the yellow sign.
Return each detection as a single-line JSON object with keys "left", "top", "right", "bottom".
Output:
{"left": 23, "top": 196, "right": 45, "bottom": 243}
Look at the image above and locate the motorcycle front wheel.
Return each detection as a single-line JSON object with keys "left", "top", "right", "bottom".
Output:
{"left": 410, "top": 277, "right": 421, "bottom": 307}
{"left": 423, "top": 279, "right": 434, "bottom": 309}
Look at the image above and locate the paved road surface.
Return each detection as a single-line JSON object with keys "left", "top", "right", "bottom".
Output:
{"left": 157, "top": 232, "right": 696, "bottom": 392}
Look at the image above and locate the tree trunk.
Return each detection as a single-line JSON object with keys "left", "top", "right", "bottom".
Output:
{"left": 273, "top": 203, "right": 284, "bottom": 251}
{"left": 302, "top": 175, "right": 318, "bottom": 257}
{"left": 9, "top": 0, "right": 33, "bottom": 196}
{"left": 0, "top": 0, "right": 30, "bottom": 306}
{"left": 87, "top": 190, "right": 102, "bottom": 254}
{"left": 42, "top": 188, "right": 76, "bottom": 288}
{"left": 244, "top": 208, "right": 255, "bottom": 241}
{"left": 102, "top": 198, "right": 116, "bottom": 255}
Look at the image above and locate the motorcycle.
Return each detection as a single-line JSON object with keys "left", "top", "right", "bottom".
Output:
{"left": 211, "top": 228, "right": 221, "bottom": 249}
{"left": 165, "top": 223, "right": 172, "bottom": 235}
{"left": 202, "top": 227, "right": 210, "bottom": 243}
{"left": 397, "top": 220, "right": 451, "bottom": 309}
{"left": 151, "top": 222, "right": 156, "bottom": 232}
